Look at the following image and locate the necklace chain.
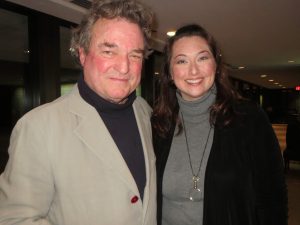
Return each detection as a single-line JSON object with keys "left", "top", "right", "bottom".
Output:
{"left": 180, "top": 111, "right": 212, "bottom": 178}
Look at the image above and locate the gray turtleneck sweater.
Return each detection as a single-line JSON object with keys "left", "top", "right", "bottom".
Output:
{"left": 162, "top": 85, "right": 216, "bottom": 225}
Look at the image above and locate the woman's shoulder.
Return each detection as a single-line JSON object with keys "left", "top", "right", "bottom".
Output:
{"left": 233, "top": 99, "right": 265, "bottom": 117}
{"left": 234, "top": 99, "right": 258, "bottom": 111}
{"left": 229, "top": 99, "right": 269, "bottom": 128}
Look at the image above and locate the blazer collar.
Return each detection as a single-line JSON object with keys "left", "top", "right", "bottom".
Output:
{"left": 67, "top": 85, "right": 141, "bottom": 195}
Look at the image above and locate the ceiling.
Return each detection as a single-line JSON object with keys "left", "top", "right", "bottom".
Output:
{"left": 5, "top": 0, "right": 300, "bottom": 89}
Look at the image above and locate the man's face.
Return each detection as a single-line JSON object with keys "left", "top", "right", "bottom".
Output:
{"left": 79, "top": 18, "right": 145, "bottom": 103}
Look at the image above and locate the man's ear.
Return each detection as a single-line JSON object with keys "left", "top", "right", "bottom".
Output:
{"left": 79, "top": 47, "right": 86, "bottom": 66}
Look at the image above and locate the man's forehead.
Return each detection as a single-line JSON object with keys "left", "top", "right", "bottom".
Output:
{"left": 89, "top": 18, "right": 145, "bottom": 51}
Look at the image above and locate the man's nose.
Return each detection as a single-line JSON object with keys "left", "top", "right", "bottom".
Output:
{"left": 115, "top": 55, "right": 130, "bottom": 74}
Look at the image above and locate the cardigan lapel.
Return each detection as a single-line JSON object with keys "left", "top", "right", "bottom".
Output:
{"left": 67, "top": 86, "right": 139, "bottom": 194}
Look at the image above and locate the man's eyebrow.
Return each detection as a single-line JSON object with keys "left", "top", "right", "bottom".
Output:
{"left": 98, "top": 42, "right": 145, "bottom": 55}
{"left": 98, "top": 42, "right": 118, "bottom": 48}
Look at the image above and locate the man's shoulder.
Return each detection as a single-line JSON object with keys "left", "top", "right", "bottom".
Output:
{"left": 18, "top": 87, "right": 78, "bottom": 124}
{"left": 134, "top": 96, "right": 152, "bottom": 115}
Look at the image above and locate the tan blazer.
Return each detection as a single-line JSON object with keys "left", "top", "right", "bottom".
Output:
{"left": 0, "top": 86, "right": 157, "bottom": 225}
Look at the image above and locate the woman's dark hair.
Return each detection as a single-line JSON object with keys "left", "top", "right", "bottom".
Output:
{"left": 152, "top": 24, "right": 241, "bottom": 137}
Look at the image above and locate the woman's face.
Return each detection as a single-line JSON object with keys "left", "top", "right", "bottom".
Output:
{"left": 170, "top": 36, "right": 217, "bottom": 101}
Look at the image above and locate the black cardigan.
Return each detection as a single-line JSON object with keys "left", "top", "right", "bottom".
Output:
{"left": 153, "top": 101, "right": 288, "bottom": 225}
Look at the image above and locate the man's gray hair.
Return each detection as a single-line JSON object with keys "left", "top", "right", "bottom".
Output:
{"left": 70, "top": 0, "right": 154, "bottom": 62}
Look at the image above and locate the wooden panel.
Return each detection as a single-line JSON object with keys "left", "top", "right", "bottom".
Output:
{"left": 272, "top": 123, "right": 287, "bottom": 152}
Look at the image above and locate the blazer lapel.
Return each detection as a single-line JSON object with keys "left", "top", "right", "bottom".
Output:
{"left": 132, "top": 99, "right": 155, "bottom": 215}
{"left": 67, "top": 86, "right": 139, "bottom": 194}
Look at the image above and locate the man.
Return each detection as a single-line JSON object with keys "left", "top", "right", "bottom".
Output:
{"left": 0, "top": 0, "right": 156, "bottom": 224}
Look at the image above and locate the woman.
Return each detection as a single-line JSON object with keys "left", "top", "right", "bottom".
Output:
{"left": 151, "top": 24, "right": 287, "bottom": 225}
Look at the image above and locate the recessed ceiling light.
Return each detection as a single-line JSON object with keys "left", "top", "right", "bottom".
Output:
{"left": 268, "top": 79, "right": 274, "bottom": 82}
{"left": 166, "top": 31, "right": 176, "bottom": 37}
{"left": 274, "top": 82, "right": 279, "bottom": 85}
{"left": 288, "top": 60, "right": 295, "bottom": 63}
{"left": 260, "top": 74, "right": 267, "bottom": 78}
{"left": 238, "top": 66, "right": 245, "bottom": 69}
{"left": 154, "top": 72, "right": 159, "bottom": 75}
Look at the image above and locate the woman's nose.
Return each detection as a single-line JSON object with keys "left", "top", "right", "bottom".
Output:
{"left": 190, "top": 61, "right": 199, "bottom": 75}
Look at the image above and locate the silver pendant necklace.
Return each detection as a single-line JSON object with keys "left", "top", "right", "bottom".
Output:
{"left": 180, "top": 111, "right": 212, "bottom": 201}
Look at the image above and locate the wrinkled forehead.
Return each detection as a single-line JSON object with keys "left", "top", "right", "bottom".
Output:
{"left": 92, "top": 18, "right": 144, "bottom": 37}
{"left": 90, "top": 17, "right": 145, "bottom": 48}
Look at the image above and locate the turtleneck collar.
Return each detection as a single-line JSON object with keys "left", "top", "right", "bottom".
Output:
{"left": 78, "top": 75, "right": 136, "bottom": 115}
{"left": 176, "top": 84, "right": 217, "bottom": 123}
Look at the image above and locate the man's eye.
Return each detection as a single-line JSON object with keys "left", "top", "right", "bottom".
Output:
{"left": 130, "top": 54, "right": 143, "bottom": 60}
{"left": 102, "top": 51, "right": 113, "bottom": 55}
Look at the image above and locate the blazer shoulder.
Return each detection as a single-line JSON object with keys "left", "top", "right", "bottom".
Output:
{"left": 134, "top": 96, "right": 152, "bottom": 116}
{"left": 15, "top": 87, "right": 77, "bottom": 128}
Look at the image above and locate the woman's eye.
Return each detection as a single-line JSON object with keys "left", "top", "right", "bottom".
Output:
{"left": 176, "top": 59, "right": 187, "bottom": 64}
{"left": 199, "top": 56, "right": 209, "bottom": 61}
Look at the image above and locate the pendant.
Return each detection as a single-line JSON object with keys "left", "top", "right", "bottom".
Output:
{"left": 189, "top": 176, "right": 201, "bottom": 201}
